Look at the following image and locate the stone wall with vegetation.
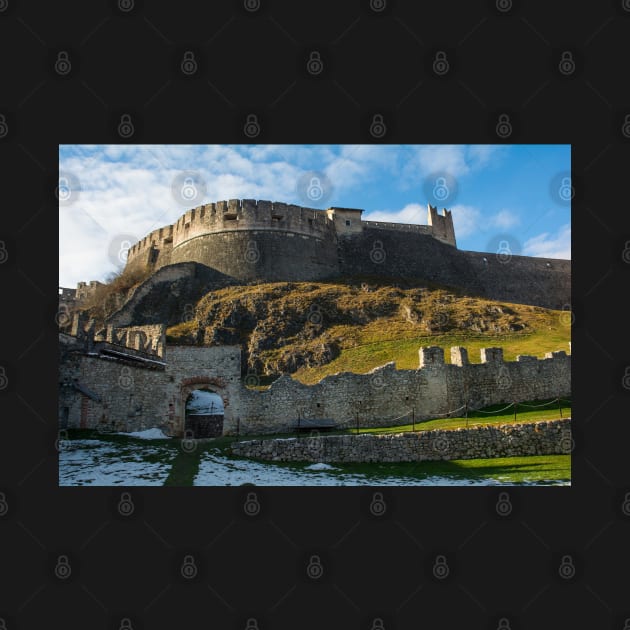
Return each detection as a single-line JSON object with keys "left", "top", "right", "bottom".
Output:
{"left": 235, "top": 347, "right": 571, "bottom": 435}
{"left": 230, "top": 418, "right": 572, "bottom": 463}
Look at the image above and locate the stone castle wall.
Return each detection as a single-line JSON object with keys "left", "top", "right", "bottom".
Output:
{"left": 59, "top": 343, "right": 243, "bottom": 435}
{"left": 234, "top": 346, "right": 571, "bottom": 435}
{"left": 68, "top": 199, "right": 569, "bottom": 314}
{"left": 337, "top": 227, "right": 570, "bottom": 309}
{"left": 59, "top": 337, "right": 571, "bottom": 438}
{"left": 230, "top": 418, "right": 571, "bottom": 463}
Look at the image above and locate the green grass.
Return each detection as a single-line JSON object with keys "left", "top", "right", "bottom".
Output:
{"left": 342, "top": 400, "right": 570, "bottom": 434}
{"left": 61, "top": 399, "right": 572, "bottom": 486}
{"left": 366, "top": 454, "right": 571, "bottom": 484}
{"left": 163, "top": 448, "right": 203, "bottom": 486}
{"left": 294, "top": 328, "right": 570, "bottom": 384}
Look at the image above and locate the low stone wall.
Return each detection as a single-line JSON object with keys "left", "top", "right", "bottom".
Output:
{"left": 230, "top": 418, "right": 571, "bottom": 463}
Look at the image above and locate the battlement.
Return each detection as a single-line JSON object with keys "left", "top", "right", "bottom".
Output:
{"left": 122, "top": 199, "right": 458, "bottom": 277}
{"left": 74, "top": 196, "right": 569, "bottom": 311}
{"left": 418, "top": 345, "right": 570, "bottom": 369}
{"left": 76, "top": 280, "right": 104, "bottom": 301}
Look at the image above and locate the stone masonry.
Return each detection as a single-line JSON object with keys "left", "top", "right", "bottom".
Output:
{"left": 68, "top": 199, "right": 570, "bottom": 312}
{"left": 230, "top": 418, "right": 572, "bottom": 463}
{"left": 59, "top": 321, "right": 571, "bottom": 438}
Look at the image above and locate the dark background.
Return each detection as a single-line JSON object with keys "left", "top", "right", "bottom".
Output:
{"left": 1, "top": 0, "right": 629, "bottom": 628}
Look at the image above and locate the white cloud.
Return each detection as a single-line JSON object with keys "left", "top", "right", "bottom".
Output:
{"left": 361, "top": 201, "right": 517, "bottom": 242}
{"left": 490, "top": 209, "right": 520, "bottom": 230}
{"left": 362, "top": 203, "right": 426, "bottom": 224}
{"left": 523, "top": 224, "right": 571, "bottom": 259}
{"left": 449, "top": 204, "right": 482, "bottom": 238}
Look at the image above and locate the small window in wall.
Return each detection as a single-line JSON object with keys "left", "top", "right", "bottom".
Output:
{"left": 345, "top": 220, "right": 351, "bottom": 226}
{"left": 185, "top": 222, "right": 190, "bottom": 230}
{"left": 272, "top": 215, "right": 283, "bottom": 221}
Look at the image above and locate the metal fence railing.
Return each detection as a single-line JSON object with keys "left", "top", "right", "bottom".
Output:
{"left": 340, "top": 397, "right": 572, "bottom": 435}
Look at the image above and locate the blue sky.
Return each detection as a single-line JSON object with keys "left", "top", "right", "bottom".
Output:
{"left": 59, "top": 144, "right": 571, "bottom": 288}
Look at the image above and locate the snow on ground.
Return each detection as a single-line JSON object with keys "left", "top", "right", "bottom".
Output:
{"left": 115, "top": 428, "right": 172, "bottom": 440}
{"left": 59, "top": 439, "right": 176, "bottom": 486}
{"left": 305, "top": 463, "right": 338, "bottom": 471}
{"left": 193, "top": 450, "right": 567, "bottom": 486}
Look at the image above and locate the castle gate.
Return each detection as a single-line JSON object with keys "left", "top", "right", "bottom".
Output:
{"left": 178, "top": 376, "right": 230, "bottom": 438}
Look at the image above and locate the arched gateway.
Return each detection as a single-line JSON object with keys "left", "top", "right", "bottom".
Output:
{"left": 178, "top": 376, "right": 231, "bottom": 438}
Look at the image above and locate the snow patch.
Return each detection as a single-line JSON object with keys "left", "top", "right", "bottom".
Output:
{"left": 116, "top": 428, "right": 171, "bottom": 440}
{"left": 305, "top": 462, "right": 337, "bottom": 471}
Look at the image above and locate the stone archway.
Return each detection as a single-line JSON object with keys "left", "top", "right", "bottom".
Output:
{"left": 185, "top": 389, "right": 224, "bottom": 438}
{"left": 178, "top": 376, "right": 230, "bottom": 437}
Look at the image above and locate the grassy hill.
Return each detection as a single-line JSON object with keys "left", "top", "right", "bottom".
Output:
{"left": 165, "top": 277, "right": 571, "bottom": 385}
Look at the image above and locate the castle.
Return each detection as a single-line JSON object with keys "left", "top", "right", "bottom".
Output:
{"left": 58, "top": 198, "right": 571, "bottom": 439}
{"left": 59, "top": 317, "right": 570, "bottom": 439}
{"left": 95, "top": 199, "right": 569, "bottom": 310}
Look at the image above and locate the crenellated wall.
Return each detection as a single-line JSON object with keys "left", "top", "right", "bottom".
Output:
{"left": 234, "top": 346, "right": 571, "bottom": 435}
{"left": 78, "top": 199, "right": 569, "bottom": 310}
{"left": 59, "top": 334, "right": 571, "bottom": 439}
